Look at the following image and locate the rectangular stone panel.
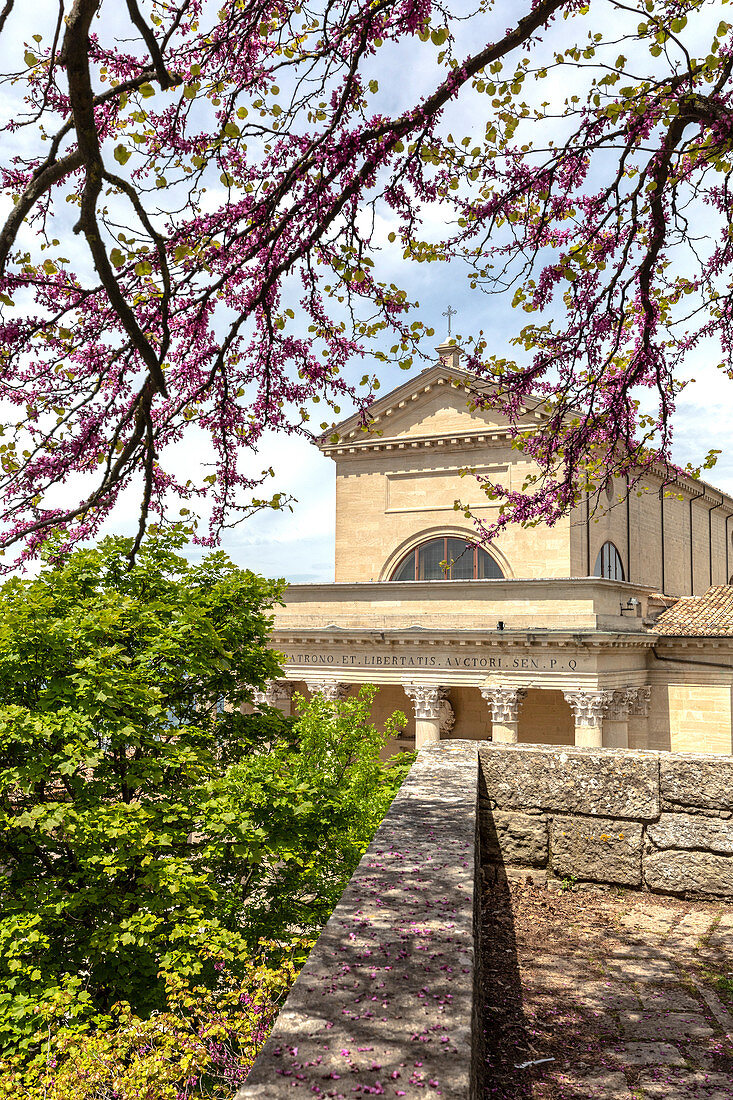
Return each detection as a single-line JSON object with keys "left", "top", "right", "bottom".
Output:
{"left": 483, "top": 810, "right": 548, "bottom": 867}
{"left": 644, "top": 850, "right": 733, "bottom": 897}
{"left": 551, "top": 816, "right": 643, "bottom": 886}
{"left": 480, "top": 743, "right": 659, "bottom": 820}
{"left": 660, "top": 755, "right": 733, "bottom": 813}
{"left": 647, "top": 813, "right": 733, "bottom": 855}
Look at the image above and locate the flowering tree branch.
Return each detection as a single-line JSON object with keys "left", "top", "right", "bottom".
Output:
{"left": 0, "top": 0, "right": 730, "bottom": 564}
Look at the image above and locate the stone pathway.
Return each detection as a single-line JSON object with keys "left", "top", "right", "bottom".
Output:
{"left": 482, "top": 878, "right": 733, "bottom": 1098}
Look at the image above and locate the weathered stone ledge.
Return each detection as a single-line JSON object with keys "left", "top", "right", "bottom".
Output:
{"left": 235, "top": 740, "right": 482, "bottom": 1100}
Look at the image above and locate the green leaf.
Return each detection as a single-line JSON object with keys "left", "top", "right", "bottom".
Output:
{"left": 113, "top": 145, "right": 131, "bottom": 165}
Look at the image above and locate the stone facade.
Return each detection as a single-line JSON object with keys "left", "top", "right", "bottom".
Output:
{"left": 267, "top": 352, "right": 733, "bottom": 756}
{"left": 322, "top": 360, "right": 733, "bottom": 595}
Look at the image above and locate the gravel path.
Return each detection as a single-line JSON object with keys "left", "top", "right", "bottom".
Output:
{"left": 481, "top": 873, "right": 733, "bottom": 1098}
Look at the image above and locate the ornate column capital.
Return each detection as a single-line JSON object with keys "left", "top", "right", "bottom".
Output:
{"left": 403, "top": 682, "right": 449, "bottom": 721}
{"left": 252, "top": 679, "right": 294, "bottom": 708}
{"left": 628, "top": 686, "right": 651, "bottom": 718}
{"left": 563, "top": 689, "right": 613, "bottom": 728}
{"left": 480, "top": 686, "right": 527, "bottom": 724}
{"left": 607, "top": 688, "right": 637, "bottom": 722}
{"left": 304, "top": 679, "right": 348, "bottom": 701}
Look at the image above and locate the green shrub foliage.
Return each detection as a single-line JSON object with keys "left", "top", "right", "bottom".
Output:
{"left": 0, "top": 530, "right": 412, "bottom": 1068}
{"left": 0, "top": 531, "right": 286, "bottom": 1051}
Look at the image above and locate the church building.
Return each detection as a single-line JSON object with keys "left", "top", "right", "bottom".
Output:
{"left": 256, "top": 343, "right": 733, "bottom": 756}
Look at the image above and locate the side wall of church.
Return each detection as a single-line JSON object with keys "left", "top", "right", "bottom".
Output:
{"left": 333, "top": 445, "right": 572, "bottom": 582}
{"left": 570, "top": 475, "right": 732, "bottom": 594}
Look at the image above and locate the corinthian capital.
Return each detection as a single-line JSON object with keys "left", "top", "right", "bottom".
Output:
{"left": 252, "top": 679, "right": 293, "bottom": 708}
{"left": 480, "top": 686, "right": 527, "bottom": 724}
{"left": 563, "top": 689, "right": 613, "bottom": 728}
{"left": 628, "top": 686, "right": 651, "bottom": 718}
{"left": 305, "top": 680, "right": 347, "bottom": 701}
{"left": 607, "top": 688, "right": 637, "bottom": 722}
{"left": 403, "top": 682, "right": 448, "bottom": 720}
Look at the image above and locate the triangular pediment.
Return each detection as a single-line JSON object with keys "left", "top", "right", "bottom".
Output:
{"left": 319, "top": 364, "right": 544, "bottom": 451}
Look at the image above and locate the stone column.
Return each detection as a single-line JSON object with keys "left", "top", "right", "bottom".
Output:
{"left": 304, "top": 679, "right": 348, "bottom": 702}
{"left": 563, "top": 689, "right": 613, "bottom": 748}
{"left": 480, "top": 686, "right": 527, "bottom": 744}
{"left": 627, "top": 686, "right": 651, "bottom": 750}
{"left": 403, "top": 683, "right": 450, "bottom": 749}
{"left": 252, "top": 679, "right": 294, "bottom": 717}
{"left": 603, "top": 689, "right": 636, "bottom": 749}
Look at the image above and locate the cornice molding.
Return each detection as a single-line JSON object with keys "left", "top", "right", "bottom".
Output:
{"left": 273, "top": 627, "right": 657, "bottom": 650}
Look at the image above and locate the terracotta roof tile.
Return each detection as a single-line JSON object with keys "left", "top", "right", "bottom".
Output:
{"left": 654, "top": 586, "right": 733, "bottom": 636}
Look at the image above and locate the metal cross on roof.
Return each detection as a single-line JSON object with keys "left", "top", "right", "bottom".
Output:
{"left": 442, "top": 304, "right": 457, "bottom": 337}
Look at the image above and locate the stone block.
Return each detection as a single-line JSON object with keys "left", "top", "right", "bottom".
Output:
{"left": 619, "top": 1011, "right": 713, "bottom": 1041}
{"left": 602, "top": 953, "right": 679, "bottom": 983}
{"left": 644, "top": 850, "right": 733, "bottom": 897}
{"left": 614, "top": 1042, "right": 684, "bottom": 1066}
{"left": 549, "top": 1072, "right": 632, "bottom": 1099}
{"left": 665, "top": 910, "right": 715, "bottom": 949}
{"left": 661, "top": 754, "right": 733, "bottom": 812}
{"left": 637, "top": 1071, "right": 733, "bottom": 1099}
{"left": 619, "top": 904, "right": 678, "bottom": 936}
{"left": 708, "top": 913, "right": 733, "bottom": 949}
{"left": 647, "top": 813, "right": 733, "bottom": 855}
{"left": 551, "top": 816, "right": 643, "bottom": 886}
{"left": 480, "top": 743, "right": 658, "bottom": 819}
{"left": 484, "top": 810, "right": 548, "bottom": 866}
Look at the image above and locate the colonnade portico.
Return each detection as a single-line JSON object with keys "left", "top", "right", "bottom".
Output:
{"left": 251, "top": 674, "right": 653, "bottom": 751}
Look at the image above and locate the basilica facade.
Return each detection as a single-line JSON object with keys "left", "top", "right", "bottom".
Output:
{"left": 256, "top": 344, "right": 733, "bottom": 757}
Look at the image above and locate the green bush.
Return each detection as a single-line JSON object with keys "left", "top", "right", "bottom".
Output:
{"left": 0, "top": 530, "right": 288, "bottom": 1052}
{"left": 0, "top": 530, "right": 414, "bottom": 1078}
{"left": 225, "top": 685, "right": 411, "bottom": 940}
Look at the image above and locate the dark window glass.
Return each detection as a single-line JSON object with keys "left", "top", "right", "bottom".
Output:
{"left": 476, "top": 546, "right": 504, "bottom": 579}
{"left": 390, "top": 536, "right": 504, "bottom": 581}
{"left": 447, "top": 537, "right": 474, "bottom": 580}
{"left": 418, "top": 538, "right": 445, "bottom": 580}
{"left": 594, "top": 541, "right": 624, "bottom": 581}
{"left": 391, "top": 554, "right": 416, "bottom": 582}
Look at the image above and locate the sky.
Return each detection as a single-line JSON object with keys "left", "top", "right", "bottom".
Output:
{"left": 4, "top": 1, "right": 733, "bottom": 584}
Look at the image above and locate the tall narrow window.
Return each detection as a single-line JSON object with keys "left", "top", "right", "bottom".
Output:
{"left": 390, "top": 536, "right": 504, "bottom": 581}
{"left": 594, "top": 541, "right": 625, "bottom": 581}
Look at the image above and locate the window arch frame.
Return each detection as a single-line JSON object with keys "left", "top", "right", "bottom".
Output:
{"left": 594, "top": 540, "right": 625, "bottom": 581}
{"left": 389, "top": 534, "right": 505, "bottom": 582}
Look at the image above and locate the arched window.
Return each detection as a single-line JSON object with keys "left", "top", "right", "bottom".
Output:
{"left": 594, "top": 541, "right": 625, "bottom": 581}
{"left": 390, "top": 536, "right": 504, "bottom": 581}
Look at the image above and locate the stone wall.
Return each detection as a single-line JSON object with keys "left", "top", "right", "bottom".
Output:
{"left": 480, "top": 743, "right": 733, "bottom": 895}
{"left": 235, "top": 740, "right": 483, "bottom": 1100}
{"left": 233, "top": 740, "right": 733, "bottom": 1099}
